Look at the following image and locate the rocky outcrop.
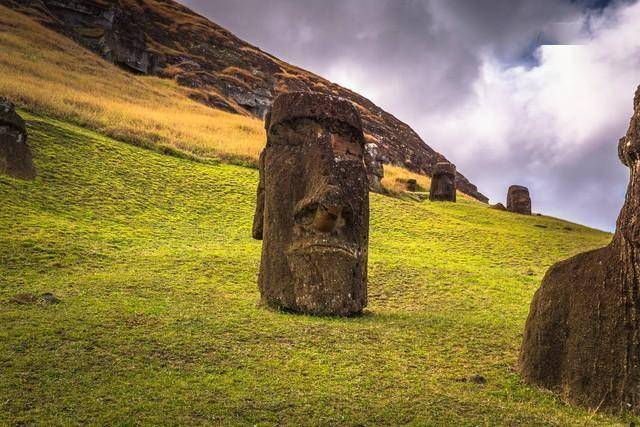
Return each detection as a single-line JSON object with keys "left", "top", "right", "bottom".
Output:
{"left": 0, "top": 97, "right": 35, "bottom": 180}
{"left": 519, "top": 86, "right": 640, "bottom": 412}
{"left": 364, "top": 141, "right": 384, "bottom": 192}
{"left": 2, "top": 0, "right": 488, "bottom": 202}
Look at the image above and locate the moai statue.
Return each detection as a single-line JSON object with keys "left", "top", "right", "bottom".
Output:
{"left": 0, "top": 97, "right": 35, "bottom": 180}
{"left": 406, "top": 179, "right": 417, "bottom": 192}
{"left": 252, "top": 92, "right": 369, "bottom": 317}
{"left": 519, "top": 86, "right": 640, "bottom": 412}
{"left": 507, "top": 185, "right": 531, "bottom": 215}
{"left": 364, "top": 141, "right": 384, "bottom": 193}
{"left": 429, "top": 162, "right": 456, "bottom": 202}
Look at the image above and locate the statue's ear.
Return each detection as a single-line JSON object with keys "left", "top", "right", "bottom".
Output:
{"left": 252, "top": 150, "right": 265, "bottom": 240}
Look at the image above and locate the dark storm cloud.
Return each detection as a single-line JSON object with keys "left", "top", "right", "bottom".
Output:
{"left": 180, "top": 0, "right": 640, "bottom": 231}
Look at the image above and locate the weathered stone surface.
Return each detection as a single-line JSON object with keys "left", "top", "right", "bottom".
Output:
{"left": 252, "top": 92, "right": 369, "bottom": 317}
{"left": 429, "top": 162, "right": 456, "bottom": 202}
{"left": 0, "top": 97, "right": 35, "bottom": 180}
{"left": 2, "top": 0, "right": 489, "bottom": 202}
{"left": 519, "top": 86, "right": 640, "bottom": 413}
{"left": 507, "top": 185, "right": 531, "bottom": 215}
{"left": 491, "top": 202, "right": 507, "bottom": 211}
{"left": 364, "top": 141, "right": 384, "bottom": 192}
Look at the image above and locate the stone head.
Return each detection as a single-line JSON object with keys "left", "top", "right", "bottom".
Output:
{"left": 0, "top": 97, "right": 34, "bottom": 180}
{"left": 430, "top": 162, "right": 456, "bottom": 202}
{"left": 252, "top": 92, "right": 369, "bottom": 316}
{"left": 507, "top": 185, "right": 531, "bottom": 215}
{"left": 616, "top": 86, "right": 640, "bottom": 242}
{"left": 0, "top": 97, "right": 26, "bottom": 136}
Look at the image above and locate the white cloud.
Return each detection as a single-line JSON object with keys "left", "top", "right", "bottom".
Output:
{"left": 419, "top": 1, "right": 640, "bottom": 230}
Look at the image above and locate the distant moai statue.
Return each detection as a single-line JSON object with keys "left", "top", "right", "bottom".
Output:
{"left": 406, "top": 179, "right": 417, "bottom": 192}
{"left": 429, "top": 162, "right": 456, "bottom": 202}
{"left": 0, "top": 97, "right": 35, "bottom": 180}
{"left": 519, "top": 86, "right": 640, "bottom": 412}
{"left": 252, "top": 92, "right": 369, "bottom": 317}
{"left": 506, "top": 185, "right": 531, "bottom": 215}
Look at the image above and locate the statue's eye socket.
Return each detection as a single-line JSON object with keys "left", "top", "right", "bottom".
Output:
{"left": 295, "top": 203, "right": 318, "bottom": 226}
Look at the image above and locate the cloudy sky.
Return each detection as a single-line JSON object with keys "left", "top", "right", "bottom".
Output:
{"left": 182, "top": 0, "right": 640, "bottom": 231}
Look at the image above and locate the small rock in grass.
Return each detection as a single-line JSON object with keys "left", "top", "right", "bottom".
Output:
{"left": 9, "top": 293, "right": 38, "bottom": 305}
{"left": 40, "top": 293, "right": 61, "bottom": 305}
{"left": 9, "top": 292, "right": 61, "bottom": 305}
{"left": 455, "top": 374, "right": 487, "bottom": 384}
{"left": 469, "top": 374, "right": 487, "bottom": 384}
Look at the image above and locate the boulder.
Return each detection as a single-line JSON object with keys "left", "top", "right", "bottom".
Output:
{"left": 491, "top": 203, "right": 507, "bottom": 211}
{"left": 252, "top": 92, "right": 369, "bottom": 317}
{"left": 519, "top": 85, "right": 640, "bottom": 412}
{"left": 0, "top": 97, "right": 35, "bottom": 180}
{"left": 429, "top": 162, "right": 456, "bottom": 202}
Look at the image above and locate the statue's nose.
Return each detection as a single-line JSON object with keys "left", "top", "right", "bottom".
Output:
{"left": 311, "top": 203, "right": 342, "bottom": 233}
{"left": 295, "top": 189, "right": 349, "bottom": 233}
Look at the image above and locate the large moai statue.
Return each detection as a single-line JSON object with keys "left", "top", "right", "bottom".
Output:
{"left": 506, "top": 185, "right": 531, "bottom": 215}
{"left": 252, "top": 92, "right": 369, "bottom": 317}
{"left": 429, "top": 162, "right": 456, "bottom": 202}
{"left": 0, "top": 98, "right": 35, "bottom": 180}
{"left": 519, "top": 86, "right": 640, "bottom": 412}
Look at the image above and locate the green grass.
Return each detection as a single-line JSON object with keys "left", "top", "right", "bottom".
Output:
{"left": 0, "top": 113, "right": 632, "bottom": 425}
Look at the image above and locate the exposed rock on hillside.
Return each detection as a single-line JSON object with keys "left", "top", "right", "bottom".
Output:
{"left": 2, "top": 0, "right": 488, "bottom": 202}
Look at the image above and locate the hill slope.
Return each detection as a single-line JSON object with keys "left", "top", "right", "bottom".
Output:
{"left": 0, "top": 0, "right": 488, "bottom": 202}
{"left": 1, "top": 114, "right": 629, "bottom": 424}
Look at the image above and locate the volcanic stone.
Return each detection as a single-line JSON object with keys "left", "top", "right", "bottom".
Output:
{"left": 0, "top": 97, "right": 35, "bottom": 180}
{"left": 364, "top": 141, "right": 384, "bottom": 192}
{"left": 252, "top": 92, "right": 369, "bottom": 317}
{"left": 507, "top": 185, "right": 531, "bottom": 215}
{"left": 519, "top": 85, "right": 640, "bottom": 412}
{"left": 429, "top": 162, "right": 456, "bottom": 202}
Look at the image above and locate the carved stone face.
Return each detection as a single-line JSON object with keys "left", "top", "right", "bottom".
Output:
{"left": 616, "top": 88, "right": 640, "bottom": 243}
{"left": 429, "top": 162, "right": 456, "bottom": 202}
{"left": 252, "top": 92, "right": 369, "bottom": 316}
{"left": 507, "top": 185, "right": 531, "bottom": 215}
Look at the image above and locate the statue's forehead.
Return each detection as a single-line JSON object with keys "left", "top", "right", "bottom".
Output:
{"left": 267, "top": 92, "right": 363, "bottom": 135}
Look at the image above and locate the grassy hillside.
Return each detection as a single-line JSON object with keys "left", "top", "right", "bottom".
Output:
{"left": 1, "top": 113, "right": 631, "bottom": 425}
{"left": 0, "top": 4, "right": 439, "bottom": 196}
{"left": 0, "top": 5, "right": 265, "bottom": 163}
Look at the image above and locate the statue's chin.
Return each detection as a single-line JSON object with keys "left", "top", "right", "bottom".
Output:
{"left": 286, "top": 242, "right": 364, "bottom": 316}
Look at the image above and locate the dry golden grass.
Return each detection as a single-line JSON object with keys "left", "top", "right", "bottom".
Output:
{"left": 0, "top": 6, "right": 265, "bottom": 164}
{"left": 382, "top": 164, "right": 432, "bottom": 194}
{"left": 0, "top": 5, "right": 437, "bottom": 186}
{"left": 381, "top": 164, "right": 473, "bottom": 200}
